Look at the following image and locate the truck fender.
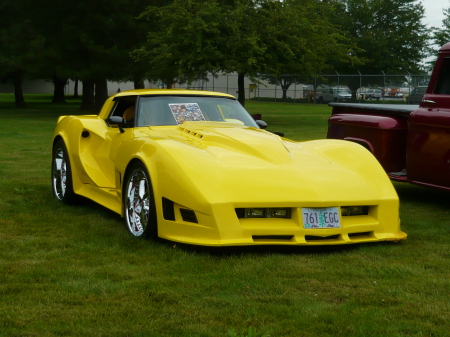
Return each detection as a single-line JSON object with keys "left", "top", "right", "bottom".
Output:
{"left": 341, "top": 137, "right": 374, "bottom": 153}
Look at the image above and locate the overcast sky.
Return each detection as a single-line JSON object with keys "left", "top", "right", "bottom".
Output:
{"left": 423, "top": 0, "right": 449, "bottom": 28}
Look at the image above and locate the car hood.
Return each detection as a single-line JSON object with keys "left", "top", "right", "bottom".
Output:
{"left": 132, "top": 121, "right": 394, "bottom": 205}
{"left": 140, "top": 121, "right": 332, "bottom": 167}
{"left": 167, "top": 122, "right": 319, "bottom": 165}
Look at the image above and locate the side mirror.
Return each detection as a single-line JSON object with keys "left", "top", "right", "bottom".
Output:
{"left": 256, "top": 120, "right": 268, "bottom": 129}
{"left": 255, "top": 119, "right": 284, "bottom": 137}
{"left": 108, "top": 116, "right": 125, "bottom": 133}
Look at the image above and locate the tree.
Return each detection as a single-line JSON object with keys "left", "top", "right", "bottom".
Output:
{"left": 136, "top": 0, "right": 358, "bottom": 105}
{"left": 432, "top": 6, "right": 450, "bottom": 55}
{"left": 256, "top": 0, "right": 360, "bottom": 99}
{"left": 329, "top": 0, "right": 429, "bottom": 97}
{"left": 0, "top": 1, "right": 45, "bottom": 107}
{"left": 134, "top": 0, "right": 222, "bottom": 90}
{"left": 26, "top": 0, "right": 167, "bottom": 109}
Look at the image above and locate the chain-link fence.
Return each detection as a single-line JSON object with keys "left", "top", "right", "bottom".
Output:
{"left": 156, "top": 72, "right": 430, "bottom": 103}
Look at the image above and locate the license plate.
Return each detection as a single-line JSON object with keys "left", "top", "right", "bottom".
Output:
{"left": 302, "top": 207, "right": 341, "bottom": 229}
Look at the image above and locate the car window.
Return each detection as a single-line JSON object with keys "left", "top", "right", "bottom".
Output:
{"left": 435, "top": 57, "right": 450, "bottom": 95}
{"left": 110, "top": 97, "right": 137, "bottom": 118}
{"left": 109, "top": 96, "right": 137, "bottom": 128}
{"left": 136, "top": 96, "right": 259, "bottom": 128}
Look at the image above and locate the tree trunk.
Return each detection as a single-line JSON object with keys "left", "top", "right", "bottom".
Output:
{"left": 134, "top": 76, "right": 145, "bottom": 89}
{"left": 94, "top": 78, "right": 108, "bottom": 110}
{"left": 13, "top": 78, "right": 27, "bottom": 108}
{"left": 280, "top": 78, "right": 292, "bottom": 100}
{"left": 73, "top": 79, "right": 79, "bottom": 98}
{"left": 52, "top": 76, "right": 67, "bottom": 103}
{"left": 237, "top": 72, "right": 246, "bottom": 106}
{"left": 79, "top": 79, "right": 95, "bottom": 111}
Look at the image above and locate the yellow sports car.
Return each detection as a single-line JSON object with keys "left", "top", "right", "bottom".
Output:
{"left": 51, "top": 89, "right": 406, "bottom": 246}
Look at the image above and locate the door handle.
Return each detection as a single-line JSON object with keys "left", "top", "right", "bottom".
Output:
{"left": 422, "top": 100, "right": 436, "bottom": 105}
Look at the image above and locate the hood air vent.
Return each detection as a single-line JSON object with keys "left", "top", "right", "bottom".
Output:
{"left": 178, "top": 126, "right": 204, "bottom": 139}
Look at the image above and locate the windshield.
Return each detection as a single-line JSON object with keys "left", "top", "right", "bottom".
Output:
{"left": 136, "top": 96, "right": 259, "bottom": 128}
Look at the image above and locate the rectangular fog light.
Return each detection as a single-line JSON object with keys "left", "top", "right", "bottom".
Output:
{"left": 236, "top": 208, "right": 291, "bottom": 219}
{"left": 245, "top": 208, "right": 265, "bottom": 218}
{"left": 267, "top": 208, "right": 291, "bottom": 218}
{"left": 341, "top": 206, "right": 369, "bottom": 216}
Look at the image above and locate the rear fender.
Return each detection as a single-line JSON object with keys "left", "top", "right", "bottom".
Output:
{"left": 327, "top": 113, "right": 407, "bottom": 172}
{"left": 341, "top": 137, "right": 374, "bottom": 153}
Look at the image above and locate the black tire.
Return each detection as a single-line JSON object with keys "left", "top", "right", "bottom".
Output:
{"left": 318, "top": 97, "right": 324, "bottom": 104}
{"left": 123, "top": 162, "right": 157, "bottom": 239}
{"left": 52, "top": 139, "right": 78, "bottom": 204}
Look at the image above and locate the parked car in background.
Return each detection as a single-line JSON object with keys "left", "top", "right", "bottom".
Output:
{"left": 316, "top": 86, "right": 352, "bottom": 103}
{"left": 364, "top": 89, "right": 382, "bottom": 100}
{"left": 386, "top": 89, "right": 404, "bottom": 97}
{"left": 407, "top": 86, "right": 427, "bottom": 104}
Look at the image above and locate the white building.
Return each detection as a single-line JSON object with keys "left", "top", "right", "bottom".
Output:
{"left": 0, "top": 74, "right": 306, "bottom": 100}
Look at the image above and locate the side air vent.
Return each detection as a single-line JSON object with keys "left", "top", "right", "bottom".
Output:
{"left": 162, "top": 197, "right": 175, "bottom": 221}
{"left": 180, "top": 209, "right": 198, "bottom": 223}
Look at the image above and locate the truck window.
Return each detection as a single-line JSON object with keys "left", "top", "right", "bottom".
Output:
{"left": 435, "top": 57, "right": 450, "bottom": 95}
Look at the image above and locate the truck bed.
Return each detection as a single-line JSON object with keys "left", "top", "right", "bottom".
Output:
{"left": 329, "top": 103, "right": 418, "bottom": 118}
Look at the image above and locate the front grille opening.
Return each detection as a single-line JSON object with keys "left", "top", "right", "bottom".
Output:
{"left": 252, "top": 235, "right": 294, "bottom": 242}
{"left": 348, "top": 231, "right": 373, "bottom": 239}
{"left": 162, "top": 197, "right": 175, "bottom": 221}
{"left": 180, "top": 208, "right": 198, "bottom": 223}
{"left": 305, "top": 234, "right": 340, "bottom": 241}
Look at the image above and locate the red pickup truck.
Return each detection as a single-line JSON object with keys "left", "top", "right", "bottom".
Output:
{"left": 327, "top": 42, "right": 450, "bottom": 191}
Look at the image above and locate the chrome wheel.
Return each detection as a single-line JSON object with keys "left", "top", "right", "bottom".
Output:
{"left": 124, "top": 164, "right": 156, "bottom": 238}
{"left": 53, "top": 147, "right": 67, "bottom": 200}
{"left": 52, "top": 140, "right": 76, "bottom": 203}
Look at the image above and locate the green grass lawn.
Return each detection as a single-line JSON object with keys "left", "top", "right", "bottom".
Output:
{"left": 1, "top": 94, "right": 449, "bottom": 337}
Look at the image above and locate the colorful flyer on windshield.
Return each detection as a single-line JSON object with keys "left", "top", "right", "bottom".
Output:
{"left": 169, "top": 103, "right": 206, "bottom": 124}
